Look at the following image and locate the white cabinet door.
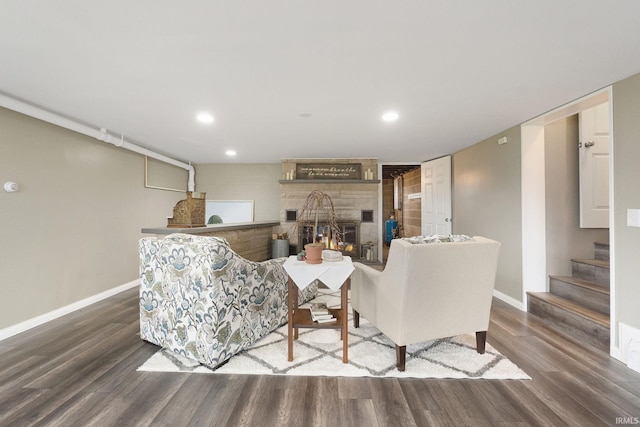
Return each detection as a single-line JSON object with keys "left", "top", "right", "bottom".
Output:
{"left": 421, "top": 155, "right": 452, "bottom": 235}
{"left": 579, "top": 102, "right": 610, "bottom": 228}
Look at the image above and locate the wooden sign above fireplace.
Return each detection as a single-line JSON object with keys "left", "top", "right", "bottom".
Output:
{"left": 296, "top": 163, "right": 361, "bottom": 180}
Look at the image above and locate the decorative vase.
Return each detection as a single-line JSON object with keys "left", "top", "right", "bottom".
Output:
{"left": 304, "top": 243, "right": 323, "bottom": 264}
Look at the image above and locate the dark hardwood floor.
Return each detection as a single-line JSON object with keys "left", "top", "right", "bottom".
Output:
{"left": 1, "top": 288, "right": 639, "bottom": 426}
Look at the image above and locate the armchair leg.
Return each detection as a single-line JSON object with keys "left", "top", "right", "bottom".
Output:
{"left": 476, "top": 331, "right": 487, "bottom": 354}
{"left": 353, "top": 309, "right": 360, "bottom": 328}
{"left": 396, "top": 345, "right": 406, "bottom": 371}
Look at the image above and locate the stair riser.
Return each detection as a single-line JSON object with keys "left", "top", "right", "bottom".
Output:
{"left": 594, "top": 243, "right": 610, "bottom": 262}
{"left": 572, "top": 262, "right": 610, "bottom": 287}
{"left": 527, "top": 296, "right": 609, "bottom": 351}
{"left": 549, "top": 279, "right": 609, "bottom": 315}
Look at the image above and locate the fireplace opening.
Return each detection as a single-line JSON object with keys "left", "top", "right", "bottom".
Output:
{"left": 299, "top": 221, "right": 359, "bottom": 258}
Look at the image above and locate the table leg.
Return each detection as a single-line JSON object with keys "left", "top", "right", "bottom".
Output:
{"left": 287, "top": 276, "right": 294, "bottom": 362}
{"left": 293, "top": 281, "right": 299, "bottom": 340}
{"left": 342, "top": 277, "right": 349, "bottom": 363}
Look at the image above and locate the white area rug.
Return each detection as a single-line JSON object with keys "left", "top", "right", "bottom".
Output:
{"left": 138, "top": 289, "right": 530, "bottom": 379}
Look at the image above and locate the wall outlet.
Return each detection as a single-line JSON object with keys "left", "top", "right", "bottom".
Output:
{"left": 628, "top": 341, "right": 640, "bottom": 373}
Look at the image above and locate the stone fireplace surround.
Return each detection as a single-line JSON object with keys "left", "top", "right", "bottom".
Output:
{"left": 276, "top": 159, "right": 379, "bottom": 259}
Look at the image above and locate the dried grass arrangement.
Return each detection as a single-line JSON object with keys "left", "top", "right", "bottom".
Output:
{"left": 296, "top": 190, "right": 342, "bottom": 249}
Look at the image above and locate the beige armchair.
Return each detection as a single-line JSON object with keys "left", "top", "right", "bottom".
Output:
{"left": 351, "top": 236, "right": 500, "bottom": 371}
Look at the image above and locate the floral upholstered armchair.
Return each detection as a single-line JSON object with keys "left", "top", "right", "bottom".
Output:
{"left": 139, "top": 233, "right": 317, "bottom": 369}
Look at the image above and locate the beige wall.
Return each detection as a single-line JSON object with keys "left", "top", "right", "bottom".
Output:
{"left": 451, "top": 70, "right": 640, "bottom": 343}
{"left": 4, "top": 69, "right": 640, "bottom": 343}
{"left": 0, "top": 107, "right": 185, "bottom": 330}
{"left": 194, "top": 164, "right": 281, "bottom": 221}
{"left": 544, "top": 115, "right": 609, "bottom": 277}
{"left": 452, "top": 125, "right": 523, "bottom": 301}
{"left": 612, "top": 72, "right": 640, "bottom": 334}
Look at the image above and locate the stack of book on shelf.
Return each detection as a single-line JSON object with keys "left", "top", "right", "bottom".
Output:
{"left": 309, "top": 303, "right": 335, "bottom": 323}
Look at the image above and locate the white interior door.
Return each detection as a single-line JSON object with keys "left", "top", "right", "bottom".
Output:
{"left": 421, "top": 155, "right": 452, "bottom": 235}
{"left": 579, "top": 102, "right": 610, "bottom": 228}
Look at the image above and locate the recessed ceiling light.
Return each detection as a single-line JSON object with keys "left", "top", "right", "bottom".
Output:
{"left": 225, "top": 150, "right": 237, "bottom": 156}
{"left": 196, "top": 112, "right": 214, "bottom": 124}
{"left": 382, "top": 111, "right": 399, "bottom": 122}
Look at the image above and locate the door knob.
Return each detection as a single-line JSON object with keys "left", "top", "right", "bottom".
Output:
{"left": 584, "top": 140, "right": 595, "bottom": 148}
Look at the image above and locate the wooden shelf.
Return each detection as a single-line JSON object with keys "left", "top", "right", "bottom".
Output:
{"left": 288, "top": 275, "right": 350, "bottom": 363}
{"left": 279, "top": 179, "right": 380, "bottom": 184}
{"left": 292, "top": 308, "right": 344, "bottom": 329}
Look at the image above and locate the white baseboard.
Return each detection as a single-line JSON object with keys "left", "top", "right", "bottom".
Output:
{"left": 611, "top": 346, "right": 622, "bottom": 362}
{"left": 493, "top": 289, "right": 525, "bottom": 311}
{"left": 0, "top": 279, "right": 140, "bottom": 342}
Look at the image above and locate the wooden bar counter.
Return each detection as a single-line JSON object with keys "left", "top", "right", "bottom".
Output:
{"left": 141, "top": 220, "right": 280, "bottom": 262}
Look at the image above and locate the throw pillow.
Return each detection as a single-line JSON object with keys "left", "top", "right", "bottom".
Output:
{"left": 401, "top": 234, "right": 474, "bottom": 244}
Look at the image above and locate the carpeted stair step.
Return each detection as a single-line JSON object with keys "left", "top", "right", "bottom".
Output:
{"left": 549, "top": 275, "right": 609, "bottom": 315}
{"left": 527, "top": 292, "right": 609, "bottom": 351}
{"left": 571, "top": 258, "right": 610, "bottom": 287}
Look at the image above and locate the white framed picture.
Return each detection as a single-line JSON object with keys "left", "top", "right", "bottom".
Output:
{"left": 205, "top": 200, "right": 254, "bottom": 224}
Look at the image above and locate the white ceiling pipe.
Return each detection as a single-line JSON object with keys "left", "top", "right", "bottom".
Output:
{"left": 0, "top": 92, "right": 195, "bottom": 191}
{"left": 98, "top": 129, "right": 196, "bottom": 192}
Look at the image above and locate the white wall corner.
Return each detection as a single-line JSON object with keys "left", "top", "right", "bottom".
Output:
{"left": 619, "top": 323, "right": 640, "bottom": 373}
{"left": 0, "top": 279, "right": 140, "bottom": 342}
{"left": 521, "top": 123, "right": 547, "bottom": 303}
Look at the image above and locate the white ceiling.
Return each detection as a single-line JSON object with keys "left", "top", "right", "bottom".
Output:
{"left": 2, "top": 1, "right": 640, "bottom": 164}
